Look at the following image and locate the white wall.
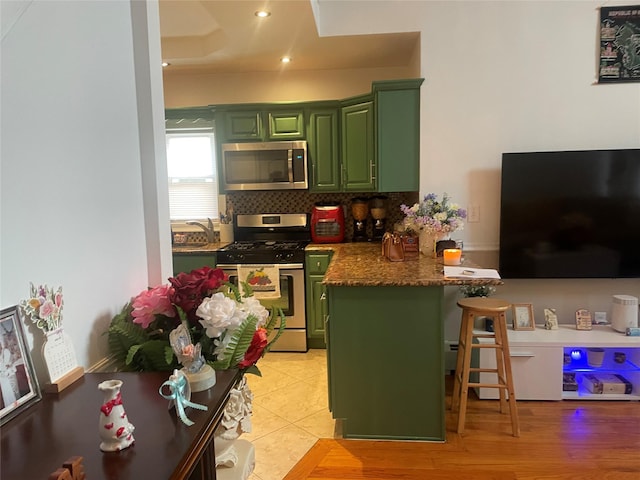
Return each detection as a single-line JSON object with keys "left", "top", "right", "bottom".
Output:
{"left": 313, "top": 0, "right": 640, "bottom": 335}
{"left": 0, "top": 0, "right": 171, "bottom": 381}
{"left": 162, "top": 64, "right": 420, "bottom": 107}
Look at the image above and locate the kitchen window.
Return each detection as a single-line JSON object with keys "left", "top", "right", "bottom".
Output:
{"left": 165, "top": 115, "right": 218, "bottom": 221}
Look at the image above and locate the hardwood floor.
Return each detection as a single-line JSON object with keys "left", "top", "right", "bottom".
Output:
{"left": 284, "top": 377, "right": 640, "bottom": 480}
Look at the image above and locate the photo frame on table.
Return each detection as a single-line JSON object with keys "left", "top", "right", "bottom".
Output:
{"left": 0, "top": 305, "right": 41, "bottom": 426}
{"left": 512, "top": 303, "right": 535, "bottom": 330}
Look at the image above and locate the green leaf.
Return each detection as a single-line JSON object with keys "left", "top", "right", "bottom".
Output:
{"left": 243, "top": 364, "right": 261, "bottom": 376}
{"left": 125, "top": 344, "right": 142, "bottom": 365}
{"left": 164, "top": 345, "right": 175, "bottom": 365}
{"left": 263, "top": 308, "right": 286, "bottom": 355}
{"left": 213, "top": 315, "right": 258, "bottom": 370}
{"left": 120, "top": 339, "right": 177, "bottom": 372}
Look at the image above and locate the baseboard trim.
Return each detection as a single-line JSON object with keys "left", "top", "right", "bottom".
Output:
{"left": 87, "top": 354, "right": 121, "bottom": 373}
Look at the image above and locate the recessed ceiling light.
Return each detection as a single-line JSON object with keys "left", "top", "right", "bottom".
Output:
{"left": 162, "top": 61, "right": 170, "bottom": 67}
{"left": 280, "top": 56, "right": 292, "bottom": 64}
{"left": 255, "top": 10, "right": 270, "bottom": 18}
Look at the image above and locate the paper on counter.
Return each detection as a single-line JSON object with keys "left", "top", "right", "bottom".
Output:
{"left": 444, "top": 266, "right": 501, "bottom": 279}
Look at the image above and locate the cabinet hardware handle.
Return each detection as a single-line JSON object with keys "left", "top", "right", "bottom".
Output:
{"left": 320, "top": 293, "right": 326, "bottom": 301}
{"left": 324, "top": 315, "right": 329, "bottom": 344}
{"left": 510, "top": 352, "right": 536, "bottom": 357}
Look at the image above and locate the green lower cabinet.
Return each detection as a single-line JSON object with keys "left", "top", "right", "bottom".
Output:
{"left": 305, "top": 252, "right": 333, "bottom": 348}
{"left": 172, "top": 253, "right": 217, "bottom": 276}
{"left": 326, "top": 284, "right": 445, "bottom": 441}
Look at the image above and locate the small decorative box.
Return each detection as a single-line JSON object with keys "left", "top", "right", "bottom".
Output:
{"left": 563, "top": 373, "right": 578, "bottom": 392}
{"left": 582, "top": 373, "right": 632, "bottom": 394}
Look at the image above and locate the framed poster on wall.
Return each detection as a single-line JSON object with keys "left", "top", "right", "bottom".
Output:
{"left": 598, "top": 5, "right": 640, "bottom": 83}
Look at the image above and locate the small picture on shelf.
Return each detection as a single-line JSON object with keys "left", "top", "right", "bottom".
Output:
{"left": 544, "top": 308, "right": 558, "bottom": 330}
{"left": 512, "top": 303, "right": 535, "bottom": 330}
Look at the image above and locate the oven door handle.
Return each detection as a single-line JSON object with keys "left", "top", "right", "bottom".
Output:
{"left": 217, "top": 263, "right": 303, "bottom": 270}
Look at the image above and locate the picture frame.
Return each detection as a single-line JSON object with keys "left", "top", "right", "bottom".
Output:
{"left": 512, "top": 303, "right": 535, "bottom": 330}
{"left": 544, "top": 308, "right": 559, "bottom": 330}
{"left": 0, "top": 305, "right": 41, "bottom": 426}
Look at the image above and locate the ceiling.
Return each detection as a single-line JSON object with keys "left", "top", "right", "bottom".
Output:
{"left": 158, "top": 0, "right": 419, "bottom": 74}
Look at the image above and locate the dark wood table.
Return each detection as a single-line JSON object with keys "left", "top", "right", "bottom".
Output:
{"left": 1, "top": 370, "right": 240, "bottom": 480}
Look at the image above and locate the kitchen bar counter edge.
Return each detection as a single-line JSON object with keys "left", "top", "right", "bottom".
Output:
{"left": 308, "top": 242, "right": 502, "bottom": 287}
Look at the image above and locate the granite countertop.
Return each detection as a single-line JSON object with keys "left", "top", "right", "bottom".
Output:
{"left": 307, "top": 242, "right": 503, "bottom": 287}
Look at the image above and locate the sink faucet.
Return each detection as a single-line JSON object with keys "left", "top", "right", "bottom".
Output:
{"left": 186, "top": 218, "right": 215, "bottom": 243}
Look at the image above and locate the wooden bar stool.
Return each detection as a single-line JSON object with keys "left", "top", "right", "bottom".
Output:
{"left": 451, "top": 297, "right": 520, "bottom": 437}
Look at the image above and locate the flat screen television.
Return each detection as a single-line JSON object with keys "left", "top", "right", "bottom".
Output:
{"left": 499, "top": 148, "right": 640, "bottom": 279}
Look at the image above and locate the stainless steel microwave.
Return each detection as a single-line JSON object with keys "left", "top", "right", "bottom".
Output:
{"left": 221, "top": 140, "right": 308, "bottom": 191}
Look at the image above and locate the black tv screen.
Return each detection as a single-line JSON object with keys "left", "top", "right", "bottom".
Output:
{"left": 499, "top": 148, "right": 640, "bottom": 279}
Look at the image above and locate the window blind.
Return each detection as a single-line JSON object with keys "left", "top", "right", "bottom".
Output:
{"left": 165, "top": 108, "right": 218, "bottom": 221}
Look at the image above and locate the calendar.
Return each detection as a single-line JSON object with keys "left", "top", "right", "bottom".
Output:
{"left": 42, "top": 328, "right": 79, "bottom": 382}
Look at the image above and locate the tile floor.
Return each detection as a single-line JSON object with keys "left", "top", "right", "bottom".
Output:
{"left": 242, "top": 348, "right": 337, "bottom": 480}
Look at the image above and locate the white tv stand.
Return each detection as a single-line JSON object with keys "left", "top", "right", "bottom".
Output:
{"left": 477, "top": 324, "right": 640, "bottom": 401}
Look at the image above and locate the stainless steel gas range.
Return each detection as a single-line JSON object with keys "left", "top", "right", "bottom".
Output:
{"left": 216, "top": 213, "right": 310, "bottom": 352}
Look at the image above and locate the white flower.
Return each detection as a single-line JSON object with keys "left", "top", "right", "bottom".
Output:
{"left": 238, "top": 296, "right": 269, "bottom": 328}
{"left": 197, "top": 292, "right": 245, "bottom": 338}
{"left": 213, "top": 333, "right": 234, "bottom": 360}
{"left": 434, "top": 212, "right": 448, "bottom": 222}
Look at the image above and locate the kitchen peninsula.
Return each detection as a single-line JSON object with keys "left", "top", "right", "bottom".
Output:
{"left": 316, "top": 242, "right": 502, "bottom": 441}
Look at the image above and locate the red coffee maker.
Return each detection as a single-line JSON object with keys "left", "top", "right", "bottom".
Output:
{"left": 311, "top": 202, "right": 345, "bottom": 243}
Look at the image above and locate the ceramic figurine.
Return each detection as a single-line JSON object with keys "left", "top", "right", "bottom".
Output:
{"left": 170, "top": 323, "right": 216, "bottom": 392}
{"left": 98, "top": 379, "right": 135, "bottom": 452}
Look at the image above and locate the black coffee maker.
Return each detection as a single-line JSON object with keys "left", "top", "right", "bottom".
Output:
{"left": 370, "top": 195, "right": 388, "bottom": 241}
{"left": 351, "top": 197, "right": 369, "bottom": 242}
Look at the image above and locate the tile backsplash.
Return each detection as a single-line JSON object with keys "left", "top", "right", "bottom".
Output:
{"left": 226, "top": 190, "right": 418, "bottom": 241}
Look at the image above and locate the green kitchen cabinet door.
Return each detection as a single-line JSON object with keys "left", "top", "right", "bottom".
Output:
{"left": 172, "top": 253, "right": 217, "bottom": 276}
{"left": 341, "top": 101, "right": 375, "bottom": 192}
{"left": 306, "top": 275, "right": 327, "bottom": 348}
{"left": 374, "top": 79, "right": 424, "bottom": 192}
{"left": 307, "top": 108, "right": 340, "bottom": 192}
{"left": 267, "top": 111, "right": 305, "bottom": 140}
{"left": 223, "top": 111, "right": 263, "bottom": 141}
{"left": 305, "top": 252, "right": 333, "bottom": 348}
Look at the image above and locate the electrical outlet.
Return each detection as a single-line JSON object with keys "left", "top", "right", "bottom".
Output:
{"left": 468, "top": 204, "right": 480, "bottom": 222}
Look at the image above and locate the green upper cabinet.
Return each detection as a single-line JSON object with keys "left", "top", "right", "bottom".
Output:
{"left": 374, "top": 79, "right": 424, "bottom": 192}
{"left": 341, "top": 101, "right": 375, "bottom": 192}
{"left": 223, "top": 110, "right": 263, "bottom": 140}
{"left": 217, "top": 107, "right": 304, "bottom": 142}
{"left": 306, "top": 107, "right": 340, "bottom": 192}
{"left": 267, "top": 111, "right": 305, "bottom": 140}
{"left": 208, "top": 78, "right": 423, "bottom": 192}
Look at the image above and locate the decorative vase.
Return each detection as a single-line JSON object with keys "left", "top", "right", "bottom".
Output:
{"left": 98, "top": 379, "right": 135, "bottom": 452}
{"left": 419, "top": 230, "right": 445, "bottom": 257}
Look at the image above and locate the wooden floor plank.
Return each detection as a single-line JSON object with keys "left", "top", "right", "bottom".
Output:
{"left": 284, "top": 377, "right": 640, "bottom": 480}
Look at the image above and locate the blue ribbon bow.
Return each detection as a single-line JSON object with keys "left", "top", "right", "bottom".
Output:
{"left": 159, "top": 372, "right": 208, "bottom": 426}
